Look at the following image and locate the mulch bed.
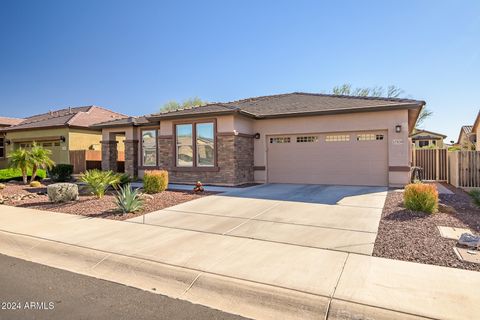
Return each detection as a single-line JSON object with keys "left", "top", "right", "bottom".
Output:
{"left": 373, "top": 184, "right": 480, "bottom": 271}
{"left": 0, "top": 182, "right": 214, "bottom": 221}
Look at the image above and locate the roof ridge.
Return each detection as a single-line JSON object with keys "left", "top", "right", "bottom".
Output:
{"left": 87, "top": 105, "right": 129, "bottom": 118}
{"left": 291, "top": 92, "right": 422, "bottom": 103}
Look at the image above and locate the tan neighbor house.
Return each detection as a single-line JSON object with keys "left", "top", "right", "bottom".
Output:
{"left": 0, "top": 117, "right": 24, "bottom": 168}
{"left": 0, "top": 106, "right": 127, "bottom": 170}
{"left": 410, "top": 129, "right": 446, "bottom": 148}
{"left": 95, "top": 93, "right": 425, "bottom": 187}
{"left": 457, "top": 110, "right": 480, "bottom": 150}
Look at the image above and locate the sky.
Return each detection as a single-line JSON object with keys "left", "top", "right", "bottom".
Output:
{"left": 0, "top": 0, "right": 479, "bottom": 142}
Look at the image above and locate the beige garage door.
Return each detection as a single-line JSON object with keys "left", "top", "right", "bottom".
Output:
{"left": 267, "top": 131, "right": 388, "bottom": 186}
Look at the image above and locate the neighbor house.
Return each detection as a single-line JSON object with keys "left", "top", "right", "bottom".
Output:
{"left": 456, "top": 125, "right": 475, "bottom": 150}
{"left": 0, "top": 106, "right": 127, "bottom": 169}
{"left": 474, "top": 111, "right": 480, "bottom": 150}
{"left": 0, "top": 116, "right": 24, "bottom": 168}
{"left": 95, "top": 93, "right": 425, "bottom": 187}
{"left": 410, "top": 129, "right": 446, "bottom": 148}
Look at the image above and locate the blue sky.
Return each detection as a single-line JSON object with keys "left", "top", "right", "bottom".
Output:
{"left": 0, "top": 0, "right": 479, "bottom": 142}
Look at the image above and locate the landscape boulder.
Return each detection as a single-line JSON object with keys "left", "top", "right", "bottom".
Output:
{"left": 47, "top": 183, "right": 79, "bottom": 203}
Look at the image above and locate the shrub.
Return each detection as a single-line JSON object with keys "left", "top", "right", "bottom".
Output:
{"left": 47, "top": 183, "right": 79, "bottom": 203}
{"left": 29, "top": 181, "right": 42, "bottom": 188}
{"left": 469, "top": 189, "right": 480, "bottom": 208}
{"left": 404, "top": 183, "right": 438, "bottom": 213}
{"left": 48, "top": 164, "right": 74, "bottom": 182}
{"left": 114, "top": 183, "right": 144, "bottom": 214}
{"left": 115, "top": 173, "right": 131, "bottom": 189}
{"left": 80, "top": 169, "right": 121, "bottom": 198}
{"left": 0, "top": 168, "right": 46, "bottom": 182}
{"left": 143, "top": 170, "right": 168, "bottom": 194}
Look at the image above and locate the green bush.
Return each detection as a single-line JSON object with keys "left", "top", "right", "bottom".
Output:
{"left": 0, "top": 168, "right": 46, "bottom": 182}
{"left": 404, "top": 183, "right": 438, "bottom": 213}
{"left": 80, "top": 169, "right": 121, "bottom": 198}
{"left": 143, "top": 170, "right": 168, "bottom": 194}
{"left": 48, "top": 164, "right": 74, "bottom": 182}
{"left": 29, "top": 181, "right": 42, "bottom": 188}
{"left": 114, "top": 184, "right": 144, "bottom": 214}
{"left": 469, "top": 189, "right": 480, "bottom": 208}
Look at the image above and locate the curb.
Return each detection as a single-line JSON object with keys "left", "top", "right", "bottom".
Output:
{"left": 0, "top": 230, "right": 430, "bottom": 320}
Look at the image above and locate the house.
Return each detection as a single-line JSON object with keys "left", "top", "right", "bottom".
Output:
{"left": 0, "top": 117, "right": 24, "bottom": 168}
{"left": 456, "top": 125, "right": 475, "bottom": 150}
{"left": 96, "top": 93, "right": 425, "bottom": 187}
{"left": 410, "top": 129, "right": 446, "bottom": 148}
{"left": 0, "top": 106, "right": 127, "bottom": 169}
{"left": 474, "top": 111, "right": 480, "bottom": 150}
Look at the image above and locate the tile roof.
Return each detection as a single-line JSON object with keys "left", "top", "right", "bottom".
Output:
{"left": 91, "top": 116, "right": 150, "bottom": 128}
{"left": 2, "top": 106, "right": 127, "bottom": 131}
{"left": 148, "top": 92, "right": 425, "bottom": 119}
{"left": 0, "top": 116, "right": 24, "bottom": 126}
{"left": 410, "top": 129, "right": 447, "bottom": 139}
{"left": 462, "top": 125, "right": 473, "bottom": 135}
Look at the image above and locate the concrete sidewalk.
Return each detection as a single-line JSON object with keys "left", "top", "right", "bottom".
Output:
{"left": 0, "top": 205, "right": 478, "bottom": 320}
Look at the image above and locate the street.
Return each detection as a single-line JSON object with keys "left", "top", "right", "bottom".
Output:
{"left": 0, "top": 254, "right": 247, "bottom": 320}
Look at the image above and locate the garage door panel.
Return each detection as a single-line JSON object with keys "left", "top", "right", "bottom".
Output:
{"left": 267, "top": 132, "right": 388, "bottom": 186}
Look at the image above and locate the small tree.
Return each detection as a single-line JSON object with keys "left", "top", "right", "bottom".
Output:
{"left": 160, "top": 97, "right": 206, "bottom": 112}
{"left": 8, "top": 148, "right": 31, "bottom": 184}
{"left": 331, "top": 83, "right": 432, "bottom": 128}
{"left": 29, "top": 143, "right": 55, "bottom": 183}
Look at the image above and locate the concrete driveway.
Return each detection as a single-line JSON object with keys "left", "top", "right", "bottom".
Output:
{"left": 129, "top": 184, "right": 387, "bottom": 255}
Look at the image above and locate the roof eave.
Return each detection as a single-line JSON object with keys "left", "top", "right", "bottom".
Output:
{"left": 254, "top": 103, "right": 424, "bottom": 120}
{"left": 145, "top": 109, "right": 242, "bottom": 121}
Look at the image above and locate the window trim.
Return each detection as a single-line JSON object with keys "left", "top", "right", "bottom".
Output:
{"left": 0, "top": 136, "right": 4, "bottom": 159}
{"left": 141, "top": 128, "right": 158, "bottom": 167}
{"left": 173, "top": 119, "right": 217, "bottom": 170}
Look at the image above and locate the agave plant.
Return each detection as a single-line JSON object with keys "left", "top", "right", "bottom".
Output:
{"left": 114, "top": 183, "right": 144, "bottom": 214}
{"left": 80, "top": 169, "right": 121, "bottom": 198}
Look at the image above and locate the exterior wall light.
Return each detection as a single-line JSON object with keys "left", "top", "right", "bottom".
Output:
{"left": 395, "top": 125, "right": 402, "bottom": 133}
{"left": 254, "top": 133, "right": 261, "bottom": 139}
{"left": 60, "top": 136, "right": 66, "bottom": 142}
{"left": 5, "top": 139, "right": 11, "bottom": 145}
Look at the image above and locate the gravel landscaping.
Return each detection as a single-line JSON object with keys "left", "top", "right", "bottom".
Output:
{"left": 373, "top": 184, "right": 480, "bottom": 271}
{"left": 0, "top": 182, "right": 214, "bottom": 220}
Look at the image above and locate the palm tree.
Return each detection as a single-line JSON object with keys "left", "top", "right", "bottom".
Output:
{"left": 29, "top": 143, "right": 55, "bottom": 183}
{"left": 8, "top": 148, "right": 31, "bottom": 184}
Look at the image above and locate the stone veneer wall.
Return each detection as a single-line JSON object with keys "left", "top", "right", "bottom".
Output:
{"left": 101, "top": 141, "right": 118, "bottom": 172}
{"left": 124, "top": 140, "right": 138, "bottom": 178}
{"left": 157, "top": 134, "right": 254, "bottom": 186}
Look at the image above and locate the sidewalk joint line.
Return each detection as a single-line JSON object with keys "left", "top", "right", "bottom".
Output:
{"left": 222, "top": 203, "right": 282, "bottom": 235}
{"left": 325, "top": 253, "right": 349, "bottom": 320}
{"left": 182, "top": 272, "right": 204, "bottom": 295}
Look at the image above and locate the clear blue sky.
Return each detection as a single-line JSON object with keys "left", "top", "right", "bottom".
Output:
{"left": 1, "top": 0, "right": 479, "bottom": 142}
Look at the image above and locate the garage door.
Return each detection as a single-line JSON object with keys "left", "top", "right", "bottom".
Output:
{"left": 267, "top": 131, "right": 388, "bottom": 186}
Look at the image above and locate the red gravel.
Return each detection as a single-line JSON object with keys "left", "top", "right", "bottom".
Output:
{"left": 0, "top": 182, "right": 214, "bottom": 221}
{"left": 373, "top": 184, "right": 480, "bottom": 271}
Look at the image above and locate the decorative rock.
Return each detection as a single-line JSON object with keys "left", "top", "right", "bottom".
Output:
{"left": 438, "top": 203, "right": 457, "bottom": 214}
{"left": 0, "top": 183, "right": 5, "bottom": 190}
{"left": 139, "top": 193, "right": 154, "bottom": 201}
{"left": 47, "top": 183, "right": 79, "bottom": 203}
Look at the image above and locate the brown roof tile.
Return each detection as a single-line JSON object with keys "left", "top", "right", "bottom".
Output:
{"left": 0, "top": 116, "right": 24, "bottom": 126}
{"left": 148, "top": 92, "right": 425, "bottom": 119}
{"left": 2, "top": 106, "right": 127, "bottom": 131}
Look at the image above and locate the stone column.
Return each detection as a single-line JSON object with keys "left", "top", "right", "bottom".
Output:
{"left": 101, "top": 140, "right": 118, "bottom": 172}
{"left": 124, "top": 140, "right": 139, "bottom": 178}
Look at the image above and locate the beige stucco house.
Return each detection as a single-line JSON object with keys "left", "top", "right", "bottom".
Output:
{"left": 410, "top": 129, "right": 446, "bottom": 148}
{"left": 474, "top": 111, "right": 480, "bottom": 150}
{"left": 0, "top": 117, "right": 24, "bottom": 168}
{"left": 96, "top": 93, "right": 425, "bottom": 187}
{"left": 0, "top": 106, "right": 127, "bottom": 170}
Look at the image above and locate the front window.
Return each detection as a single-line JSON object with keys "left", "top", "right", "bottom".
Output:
{"left": 176, "top": 124, "right": 193, "bottom": 167}
{"left": 0, "top": 137, "right": 4, "bottom": 158}
{"left": 176, "top": 122, "right": 215, "bottom": 167}
{"left": 142, "top": 129, "right": 157, "bottom": 166}
{"left": 196, "top": 123, "right": 214, "bottom": 167}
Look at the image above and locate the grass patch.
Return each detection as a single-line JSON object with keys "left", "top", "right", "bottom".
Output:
{"left": 0, "top": 168, "right": 46, "bottom": 182}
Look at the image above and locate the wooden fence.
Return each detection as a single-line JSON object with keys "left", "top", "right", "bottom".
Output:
{"left": 412, "top": 149, "right": 448, "bottom": 181}
{"left": 449, "top": 151, "right": 480, "bottom": 188}
{"left": 69, "top": 150, "right": 125, "bottom": 174}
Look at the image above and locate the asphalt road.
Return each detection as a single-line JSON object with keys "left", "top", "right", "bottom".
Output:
{"left": 0, "top": 254, "right": 248, "bottom": 320}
